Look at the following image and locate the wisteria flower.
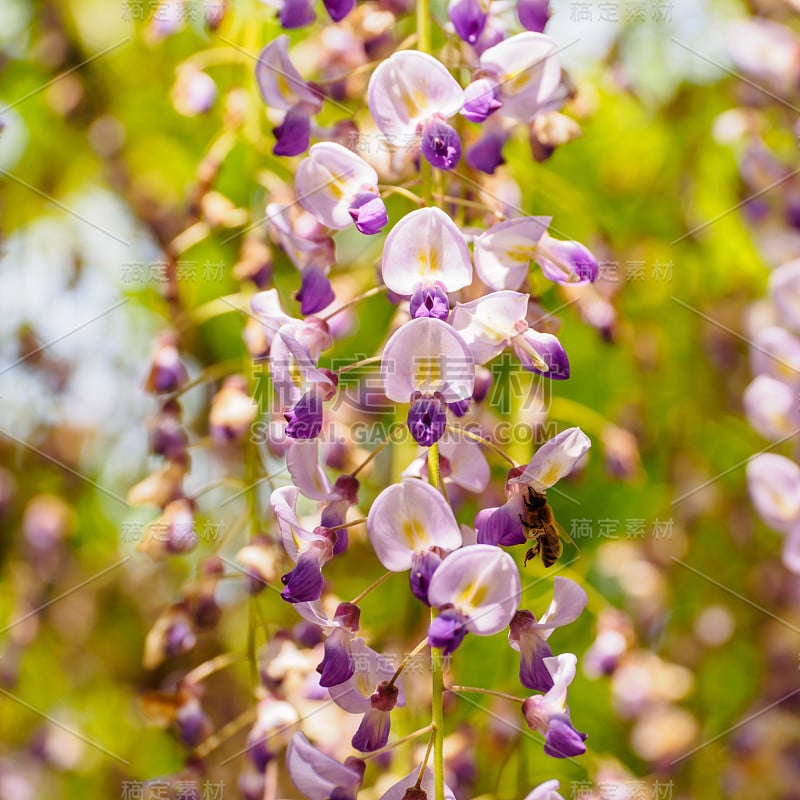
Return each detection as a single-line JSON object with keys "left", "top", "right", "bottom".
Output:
{"left": 367, "top": 478, "right": 462, "bottom": 602}
{"left": 271, "top": 486, "right": 336, "bottom": 602}
{"left": 509, "top": 577, "right": 587, "bottom": 691}
{"left": 256, "top": 35, "right": 324, "bottom": 156}
{"left": 379, "top": 765, "right": 457, "bottom": 800}
{"left": 294, "top": 600, "right": 362, "bottom": 687}
{"left": 521, "top": 653, "right": 587, "bottom": 758}
{"left": 270, "top": 327, "right": 338, "bottom": 439}
{"left": 381, "top": 317, "right": 474, "bottom": 446}
{"left": 266, "top": 204, "right": 336, "bottom": 313}
{"left": 476, "top": 427, "right": 590, "bottom": 547}
{"left": 251, "top": 289, "right": 332, "bottom": 360}
{"left": 750, "top": 325, "right": 800, "bottom": 385}
{"left": 747, "top": 453, "right": 800, "bottom": 573}
{"left": 470, "top": 32, "right": 563, "bottom": 124}
{"left": 742, "top": 374, "right": 800, "bottom": 438}
{"left": 296, "top": 142, "right": 388, "bottom": 235}
{"left": 427, "top": 544, "right": 521, "bottom": 655}
{"left": 381, "top": 207, "right": 472, "bottom": 319}
{"left": 474, "top": 219, "right": 597, "bottom": 291}
{"left": 285, "top": 732, "right": 366, "bottom": 800}
{"left": 328, "top": 638, "right": 406, "bottom": 751}
{"left": 451, "top": 290, "right": 570, "bottom": 378}
{"left": 448, "top": 0, "right": 487, "bottom": 45}
{"left": 368, "top": 50, "right": 465, "bottom": 170}
{"left": 287, "top": 440, "right": 359, "bottom": 547}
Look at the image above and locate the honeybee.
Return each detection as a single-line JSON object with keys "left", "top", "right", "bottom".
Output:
{"left": 520, "top": 487, "right": 573, "bottom": 568}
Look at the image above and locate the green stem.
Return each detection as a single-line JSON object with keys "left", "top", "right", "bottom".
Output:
{"left": 426, "top": 440, "right": 445, "bottom": 800}
{"left": 417, "top": 0, "right": 431, "bottom": 54}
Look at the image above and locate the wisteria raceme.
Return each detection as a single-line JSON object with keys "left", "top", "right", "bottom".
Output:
{"left": 131, "top": 0, "right": 608, "bottom": 795}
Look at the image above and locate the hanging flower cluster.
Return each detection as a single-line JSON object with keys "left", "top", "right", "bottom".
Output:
{"left": 132, "top": 0, "right": 604, "bottom": 796}
{"left": 723, "top": 15, "right": 800, "bottom": 576}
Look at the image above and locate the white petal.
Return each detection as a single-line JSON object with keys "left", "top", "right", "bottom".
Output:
{"left": 296, "top": 142, "right": 379, "bottom": 230}
{"left": 474, "top": 217, "right": 550, "bottom": 290}
{"left": 479, "top": 33, "right": 562, "bottom": 122}
{"left": 381, "top": 317, "right": 475, "bottom": 402}
{"left": 251, "top": 288, "right": 295, "bottom": 345}
{"left": 380, "top": 766, "right": 456, "bottom": 800}
{"left": 367, "top": 479, "right": 463, "bottom": 571}
{"left": 287, "top": 440, "right": 336, "bottom": 501}
{"left": 516, "top": 427, "right": 591, "bottom": 490}
{"left": 286, "top": 732, "right": 362, "bottom": 800}
{"left": 542, "top": 652, "right": 577, "bottom": 712}
{"left": 440, "top": 435, "right": 491, "bottom": 493}
{"left": 450, "top": 290, "right": 531, "bottom": 364}
{"left": 532, "top": 577, "right": 588, "bottom": 639}
{"left": 328, "top": 638, "right": 399, "bottom": 711}
{"left": 746, "top": 453, "right": 800, "bottom": 532}
{"left": 368, "top": 50, "right": 464, "bottom": 138}
{"left": 256, "top": 35, "right": 321, "bottom": 111}
{"left": 523, "top": 780, "right": 565, "bottom": 800}
{"left": 428, "top": 544, "right": 521, "bottom": 635}
{"left": 381, "top": 207, "right": 472, "bottom": 295}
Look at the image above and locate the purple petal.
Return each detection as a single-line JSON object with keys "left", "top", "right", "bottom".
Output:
{"left": 513, "top": 329, "right": 570, "bottom": 379}
{"left": 535, "top": 235, "right": 598, "bottom": 284}
{"left": 323, "top": 0, "right": 356, "bottom": 21}
{"left": 410, "top": 283, "right": 450, "bottom": 320}
{"left": 281, "top": 550, "right": 324, "bottom": 602}
{"left": 273, "top": 105, "right": 312, "bottom": 157}
{"left": 475, "top": 497, "right": 527, "bottom": 546}
{"left": 279, "top": 0, "right": 316, "bottom": 28}
{"left": 420, "top": 118, "right": 462, "bottom": 170}
{"left": 317, "top": 628, "right": 355, "bottom": 687}
{"left": 409, "top": 548, "right": 444, "bottom": 606}
{"left": 543, "top": 715, "right": 587, "bottom": 758}
{"left": 462, "top": 79, "right": 502, "bottom": 123}
{"left": 517, "top": 0, "right": 549, "bottom": 32}
{"left": 296, "top": 266, "right": 335, "bottom": 315}
{"left": 285, "top": 391, "right": 324, "bottom": 440}
{"left": 286, "top": 732, "right": 364, "bottom": 800}
{"left": 447, "top": 398, "right": 470, "bottom": 417}
{"left": 407, "top": 395, "right": 447, "bottom": 447}
{"left": 466, "top": 128, "right": 508, "bottom": 175}
{"left": 427, "top": 606, "right": 469, "bottom": 655}
{"left": 352, "top": 708, "right": 392, "bottom": 752}
{"left": 448, "top": 0, "right": 487, "bottom": 44}
{"left": 348, "top": 192, "right": 388, "bottom": 235}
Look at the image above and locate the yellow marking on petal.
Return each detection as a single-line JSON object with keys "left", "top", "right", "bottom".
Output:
{"left": 506, "top": 244, "right": 537, "bottom": 264}
{"left": 402, "top": 517, "right": 427, "bottom": 549}
{"left": 414, "top": 356, "right": 442, "bottom": 389}
{"left": 277, "top": 72, "right": 296, "bottom": 104}
{"left": 456, "top": 580, "right": 488, "bottom": 611}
